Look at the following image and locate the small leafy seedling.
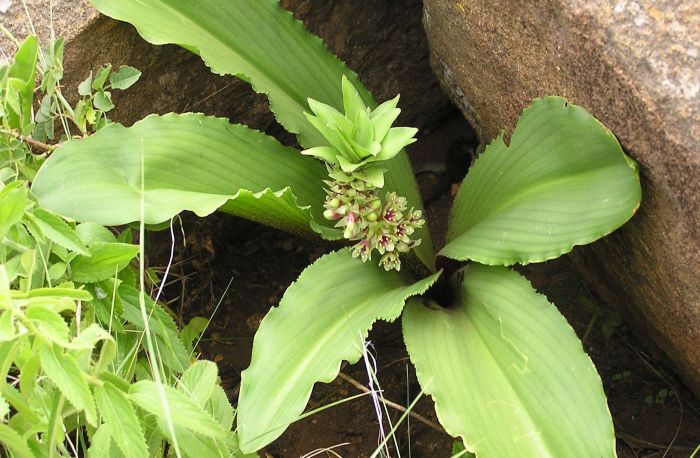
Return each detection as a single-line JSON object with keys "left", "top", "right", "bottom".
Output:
{"left": 1, "top": 34, "right": 239, "bottom": 457}
{"left": 645, "top": 388, "right": 669, "bottom": 405}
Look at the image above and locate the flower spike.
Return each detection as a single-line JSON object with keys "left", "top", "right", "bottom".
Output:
{"left": 306, "top": 76, "right": 424, "bottom": 271}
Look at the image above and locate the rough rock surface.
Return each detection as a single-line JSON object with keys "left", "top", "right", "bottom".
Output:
{"left": 423, "top": 0, "right": 700, "bottom": 396}
{"left": 1, "top": 0, "right": 452, "bottom": 137}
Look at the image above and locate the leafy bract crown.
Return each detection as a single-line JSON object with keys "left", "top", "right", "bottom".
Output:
{"left": 301, "top": 75, "right": 417, "bottom": 187}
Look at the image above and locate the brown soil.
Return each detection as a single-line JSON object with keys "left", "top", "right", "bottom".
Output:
{"left": 146, "top": 111, "right": 700, "bottom": 457}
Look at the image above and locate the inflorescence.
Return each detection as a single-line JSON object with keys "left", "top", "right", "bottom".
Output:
{"left": 302, "top": 75, "right": 424, "bottom": 271}
{"left": 322, "top": 167, "right": 424, "bottom": 271}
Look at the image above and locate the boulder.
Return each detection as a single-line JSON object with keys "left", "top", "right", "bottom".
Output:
{"left": 423, "top": 0, "right": 700, "bottom": 396}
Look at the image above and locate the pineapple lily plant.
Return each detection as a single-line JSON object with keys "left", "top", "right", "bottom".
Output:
{"left": 31, "top": 1, "right": 641, "bottom": 456}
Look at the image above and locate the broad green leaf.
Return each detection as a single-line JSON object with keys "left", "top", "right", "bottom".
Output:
{"left": 0, "top": 310, "right": 15, "bottom": 342}
{"left": 73, "top": 99, "right": 88, "bottom": 132}
{"left": 70, "top": 242, "right": 139, "bottom": 283}
{"left": 116, "top": 227, "right": 133, "bottom": 243}
{"left": 89, "top": 280, "right": 123, "bottom": 328}
{"left": 49, "top": 245, "right": 73, "bottom": 264}
{"left": 143, "top": 416, "right": 165, "bottom": 458}
{"left": 21, "top": 211, "right": 45, "bottom": 245}
{"left": 17, "top": 285, "right": 92, "bottom": 301}
{"left": 0, "top": 353, "right": 16, "bottom": 407}
{"left": 27, "top": 208, "right": 90, "bottom": 255}
{"left": 0, "top": 383, "right": 41, "bottom": 426}
{"left": 119, "top": 285, "right": 189, "bottom": 372}
{"left": 13, "top": 426, "right": 43, "bottom": 455}
{"left": 76, "top": 222, "right": 117, "bottom": 245}
{"left": 18, "top": 356, "right": 39, "bottom": 400}
{"left": 118, "top": 285, "right": 180, "bottom": 336}
{"left": 0, "top": 167, "right": 16, "bottom": 184}
{"left": 109, "top": 65, "right": 142, "bottom": 90}
{"left": 39, "top": 344, "right": 97, "bottom": 426}
{"left": 78, "top": 72, "right": 93, "bottom": 96}
{"left": 130, "top": 381, "right": 226, "bottom": 439}
{"left": 94, "top": 382, "right": 148, "bottom": 458}
{"left": 26, "top": 305, "right": 71, "bottom": 347}
{"left": 90, "top": 0, "right": 434, "bottom": 269}
{"left": 71, "top": 324, "right": 116, "bottom": 373}
{"left": 0, "top": 181, "right": 28, "bottom": 239}
{"left": 178, "top": 360, "right": 218, "bottom": 407}
{"left": 20, "top": 250, "right": 39, "bottom": 288}
{"left": 23, "top": 296, "right": 74, "bottom": 315}
{"left": 47, "top": 261, "right": 67, "bottom": 281}
{"left": 92, "top": 64, "right": 112, "bottom": 90}
{"left": 207, "top": 385, "right": 234, "bottom": 431}
{"left": 181, "top": 316, "right": 208, "bottom": 352}
{"left": 6, "top": 36, "right": 38, "bottom": 131}
{"left": 33, "top": 113, "right": 339, "bottom": 239}
{"left": 441, "top": 97, "right": 641, "bottom": 265}
{"left": 88, "top": 424, "right": 124, "bottom": 458}
{"left": 34, "top": 95, "right": 55, "bottom": 140}
{"left": 0, "top": 423, "right": 34, "bottom": 458}
{"left": 98, "top": 372, "right": 131, "bottom": 395}
{"left": 2, "top": 255, "right": 22, "bottom": 284}
{"left": 237, "top": 249, "right": 440, "bottom": 452}
{"left": 94, "top": 90, "right": 115, "bottom": 111}
{"left": 6, "top": 223, "right": 33, "bottom": 253}
{"left": 403, "top": 265, "right": 615, "bottom": 457}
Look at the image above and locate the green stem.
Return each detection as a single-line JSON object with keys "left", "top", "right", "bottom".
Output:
{"left": 690, "top": 443, "right": 700, "bottom": 458}
{"left": 582, "top": 313, "right": 598, "bottom": 344}
{"left": 46, "top": 394, "right": 65, "bottom": 457}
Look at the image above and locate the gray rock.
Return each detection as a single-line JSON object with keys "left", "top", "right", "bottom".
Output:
{"left": 1, "top": 0, "right": 95, "bottom": 63}
{"left": 423, "top": 0, "right": 700, "bottom": 396}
